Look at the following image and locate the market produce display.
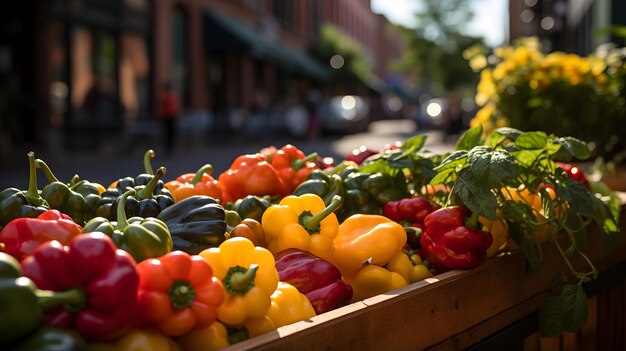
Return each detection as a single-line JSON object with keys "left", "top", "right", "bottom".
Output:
{"left": 0, "top": 134, "right": 621, "bottom": 349}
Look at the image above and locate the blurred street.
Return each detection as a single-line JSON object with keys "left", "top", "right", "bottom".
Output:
{"left": 0, "top": 119, "right": 454, "bottom": 189}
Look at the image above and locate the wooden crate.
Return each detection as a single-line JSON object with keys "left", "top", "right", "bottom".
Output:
{"left": 226, "top": 193, "right": 626, "bottom": 351}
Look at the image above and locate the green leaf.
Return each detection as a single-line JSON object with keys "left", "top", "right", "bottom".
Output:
{"left": 561, "top": 285, "right": 588, "bottom": 333}
{"left": 556, "top": 175, "right": 593, "bottom": 217}
{"left": 359, "top": 159, "right": 394, "bottom": 175}
{"left": 430, "top": 168, "right": 456, "bottom": 186}
{"left": 515, "top": 131, "right": 548, "bottom": 150}
{"left": 455, "top": 124, "right": 483, "bottom": 151}
{"left": 494, "top": 127, "right": 524, "bottom": 141}
{"left": 467, "top": 146, "right": 515, "bottom": 188}
{"left": 511, "top": 149, "right": 544, "bottom": 168}
{"left": 402, "top": 134, "right": 428, "bottom": 151}
{"left": 554, "top": 137, "right": 591, "bottom": 161}
{"left": 540, "top": 284, "right": 588, "bottom": 337}
{"left": 433, "top": 150, "right": 468, "bottom": 172}
{"left": 453, "top": 171, "right": 497, "bottom": 219}
{"left": 590, "top": 195, "right": 619, "bottom": 248}
{"left": 388, "top": 153, "right": 415, "bottom": 170}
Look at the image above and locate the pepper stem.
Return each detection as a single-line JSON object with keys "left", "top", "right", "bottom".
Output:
{"left": 168, "top": 280, "right": 196, "bottom": 310}
{"left": 25, "top": 152, "right": 45, "bottom": 206}
{"left": 189, "top": 164, "right": 213, "bottom": 185}
{"left": 299, "top": 195, "right": 343, "bottom": 235}
{"left": 223, "top": 264, "right": 258, "bottom": 295}
{"left": 115, "top": 189, "right": 135, "bottom": 232}
{"left": 465, "top": 210, "right": 480, "bottom": 229}
{"left": 37, "top": 287, "right": 85, "bottom": 312}
{"left": 69, "top": 174, "right": 81, "bottom": 187}
{"left": 292, "top": 153, "right": 318, "bottom": 171}
{"left": 34, "top": 158, "right": 60, "bottom": 184}
{"left": 137, "top": 167, "right": 166, "bottom": 200}
{"left": 144, "top": 149, "right": 156, "bottom": 175}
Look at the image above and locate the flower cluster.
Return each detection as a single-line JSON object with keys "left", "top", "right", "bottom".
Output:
{"left": 464, "top": 37, "right": 626, "bottom": 163}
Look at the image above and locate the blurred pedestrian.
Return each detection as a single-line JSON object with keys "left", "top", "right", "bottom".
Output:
{"left": 159, "top": 82, "right": 180, "bottom": 154}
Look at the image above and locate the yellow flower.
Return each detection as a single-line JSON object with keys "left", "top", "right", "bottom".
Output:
{"left": 476, "top": 69, "right": 497, "bottom": 106}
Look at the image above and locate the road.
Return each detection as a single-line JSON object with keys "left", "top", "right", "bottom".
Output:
{"left": 0, "top": 119, "right": 454, "bottom": 189}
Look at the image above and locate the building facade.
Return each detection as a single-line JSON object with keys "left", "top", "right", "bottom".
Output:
{"left": 509, "top": 0, "right": 626, "bottom": 54}
{"left": 0, "top": 0, "right": 405, "bottom": 154}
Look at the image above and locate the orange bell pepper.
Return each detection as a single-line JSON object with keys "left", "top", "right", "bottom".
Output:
{"left": 268, "top": 144, "right": 320, "bottom": 194}
{"left": 136, "top": 251, "right": 224, "bottom": 337}
{"left": 165, "top": 164, "right": 224, "bottom": 203}
{"left": 217, "top": 154, "right": 287, "bottom": 204}
{"left": 331, "top": 214, "right": 407, "bottom": 279}
{"left": 504, "top": 187, "right": 561, "bottom": 243}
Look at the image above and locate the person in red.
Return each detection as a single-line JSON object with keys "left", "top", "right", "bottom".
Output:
{"left": 160, "top": 82, "right": 180, "bottom": 154}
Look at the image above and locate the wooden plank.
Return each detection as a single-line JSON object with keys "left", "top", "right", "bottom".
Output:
{"left": 225, "top": 198, "right": 626, "bottom": 351}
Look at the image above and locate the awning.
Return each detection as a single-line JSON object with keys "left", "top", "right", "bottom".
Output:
{"left": 204, "top": 9, "right": 331, "bottom": 82}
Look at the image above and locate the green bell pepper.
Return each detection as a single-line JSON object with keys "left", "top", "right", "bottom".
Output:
{"left": 35, "top": 158, "right": 101, "bottom": 225}
{"left": 361, "top": 172, "right": 406, "bottom": 204}
{"left": 97, "top": 167, "right": 174, "bottom": 220}
{"left": 157, "top": 195, "right": 227, "bottom": 255}
{"left": 230, "top": 195, "right": 272, "bottom": 222}
{"left": 83, "top": 189, "right": 173, "bottom": 262}
{"left": 12, "top": 326, "right": 87, "bottom": 351}
{"left": 0, "top": 152, "right": 49, "bottom": 229}
{"left": 0, "top": 252, "right": 83, "bottom": 344}
{"left": 294, "top": 170, "right": 346, "bottom": 209}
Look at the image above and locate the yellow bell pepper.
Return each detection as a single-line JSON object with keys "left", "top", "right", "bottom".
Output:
{"left": 479, "top": 214, "right": 509, "bottom": 258}
{"left": 177, "top": 317, "right": 275, "bottom": 351}
{"left": 88, "top": 329, "right": 180, "bottom": 351}
{"left": 267, "top": 282, "right": 316, "bottom": 328}
{"left": 386, "top": 251, "right": 433, "bottom": 284}
{"left": 261, "top": 194, "right": 342, "bottom": 261}
{"left": 349, "top": 264, "right": 407, "bottom": 302}
{"left": 199, "top": 237, "right": 279, "bottom": 326}
{"left": 331, "top": 214, "right": 407, "bottom": 279}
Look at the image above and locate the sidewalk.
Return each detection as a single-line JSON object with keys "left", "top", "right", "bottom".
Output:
{"left": 0, "top": 120, "right": 454, "bottom": 189}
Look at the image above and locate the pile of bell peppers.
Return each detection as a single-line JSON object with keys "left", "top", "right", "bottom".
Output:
{"left": 2, "top": 140, "right": 574, "bottom": 350}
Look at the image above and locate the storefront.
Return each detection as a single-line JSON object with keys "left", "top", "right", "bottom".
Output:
{"left": 46, "top": 0, "right": 152, "bottom": 150}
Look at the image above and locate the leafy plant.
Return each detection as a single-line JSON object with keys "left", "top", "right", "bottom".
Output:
{"left": 430, "top": 125, "right": 620, "bottom": 336}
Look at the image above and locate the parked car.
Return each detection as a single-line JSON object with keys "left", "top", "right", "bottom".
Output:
{"left": 414, "top": 97, "right": 447, "bottom": 131}
{"left": 318, "top": 95, "right": 370, "bottom": 134}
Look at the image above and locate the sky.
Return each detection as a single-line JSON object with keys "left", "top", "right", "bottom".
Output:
{"left": 371, "top": 0, "right": 509, "bottom": 47}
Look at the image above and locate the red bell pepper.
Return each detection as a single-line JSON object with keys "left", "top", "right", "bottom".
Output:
{"left": 217, "top": 154, "right": 287, "bottom": 203}
{"left": 0, "top": 209, "right": 83, "bottom": 261}
{"left": 275, "top": 249, "right": 352, "bottom": 315}
{"left": 420, "top": 206, "right": 493, "bottom": 272}
{"left": 269, "top": 144, "right": 320, "bottom": 194}
{"left": 21, "top": 232, "right": 139, "bottom": 341}
{"left": 383, "top": 196, "right": 439, "bottom": 249}
{"left": 345, "top": 146, "right": 378, "bottom": 165}
{"left": 136, "top": 250, "right": 224, "bottom": 337}
{"left": 556, "top": 162, "right": 590, "bottom": 189}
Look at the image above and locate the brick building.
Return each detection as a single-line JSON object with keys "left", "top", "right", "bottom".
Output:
{"left": 0, "top": 0, "right": 406, "bottom": 153}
